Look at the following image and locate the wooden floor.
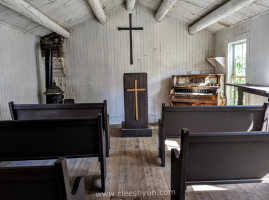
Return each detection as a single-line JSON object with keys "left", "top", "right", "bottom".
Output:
{"left": 1, "top": 125, "right": 269, "bottom": 200}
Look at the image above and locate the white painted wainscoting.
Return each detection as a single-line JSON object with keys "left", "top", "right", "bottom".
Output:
{"left": 60, "top": 5, "right": 215, "bottom": 124}
{"left": 0, "top": 23, "right": 41, "bottom": 120}
{"left": 215, "top": 11, "right": 269, "bottom": 105}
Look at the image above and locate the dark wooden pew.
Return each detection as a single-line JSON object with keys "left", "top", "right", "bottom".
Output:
{"left": 0, "top": 157, "right": 85, "bottom": 200}
{"left": 0, "top": 116, "right": 106, "bottom": 192}
{"left": 9, "top": 101, "right": 110, "bottom": 157}
{"left": 159, "top": 103, "right": 269, "bottom": 166}
{"left": 171, "top": 129, "right": 269, "bottom": 200}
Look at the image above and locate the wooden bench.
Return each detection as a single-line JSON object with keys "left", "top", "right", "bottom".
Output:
{"left": 0, "top": 157, "right": 85, "bottom": 200}
{"left": 171, "top": 129, "right": 269, "bottom": 200}
{"left": 9, "top": 101, "right": 110, "bottom": 157}
{"left": 0, "top": 116, "right": 106, "bottom": 192}
{"left": 159, "top": 103, "right": 269, "bottom": 166}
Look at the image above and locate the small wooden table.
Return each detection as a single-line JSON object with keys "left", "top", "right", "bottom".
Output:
{"left": 226, "top": 84, "right": 269, "bottom": 105}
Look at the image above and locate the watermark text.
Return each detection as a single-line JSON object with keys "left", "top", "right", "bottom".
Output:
{"left": 96, "top": 189, "right": 175, "bottom": 198}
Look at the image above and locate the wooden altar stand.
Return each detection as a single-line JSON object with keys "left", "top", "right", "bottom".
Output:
{"left": 122, "top": 73, "right": 152, "bottom": 137}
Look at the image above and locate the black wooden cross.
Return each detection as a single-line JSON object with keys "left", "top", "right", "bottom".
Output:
{"left": 118, "top": 14, "right": 143, "bottom": 65}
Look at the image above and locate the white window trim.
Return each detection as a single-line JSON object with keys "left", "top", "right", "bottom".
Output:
{"left": 227, "top": 39, "right": 247, "bottom": 105}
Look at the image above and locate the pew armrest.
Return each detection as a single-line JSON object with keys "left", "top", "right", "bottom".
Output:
{"left": 54, "top": 157, "right": 86, "bottom": 200}
{"left": 98, "top": 114, "right": 107, "bottom": 192}
{"left": 158, "top": 119, "right": 162, "bottom": 157}
{"left": 171, "top": 148, "right": 181, "bottom": 200}
{"left": 171, "top": 148, "right": 180, "bottom": 159}
{"left": 171, "top": 148, "right": 186, "bottom": 200}
{"left": 70, "top": 177, "right": 86, "bottom": 200}
{"left": 158, "top": 119, "right": 165, "bottom": 167}
{"left": 107, "top": 114, "right": 110, "bottom": 149}
{"left": 171, "top": 129, "right": 189, "bottom": 200}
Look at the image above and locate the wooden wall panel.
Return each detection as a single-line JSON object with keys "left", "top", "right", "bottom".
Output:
{"left": 215, "top": 11, "right": 269, "bottom": 105}
{"left": 0, "top": 24, "right": 40, "bottom": 120}
{"left": 62, "top": 5, "right": 215, "bottom": 124}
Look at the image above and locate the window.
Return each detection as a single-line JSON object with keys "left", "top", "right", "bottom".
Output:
{"left": 228, "top": 41, "right": 247, "bottom": 105}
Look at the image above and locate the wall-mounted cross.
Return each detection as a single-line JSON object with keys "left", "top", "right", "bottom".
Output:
{"left": 118, "top": 14, "right": 143, "bottom": 65}
{"left": 126, "top": 80, "right": 146, "bottom": 120}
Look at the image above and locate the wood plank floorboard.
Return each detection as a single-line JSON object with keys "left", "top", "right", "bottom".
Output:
{"left": 1, "top": 125, "right": 269, "bottom": 199}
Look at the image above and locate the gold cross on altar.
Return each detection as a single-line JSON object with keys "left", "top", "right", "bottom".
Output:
{"left": 126, "top": 80, "right": 146, "bottom": 121}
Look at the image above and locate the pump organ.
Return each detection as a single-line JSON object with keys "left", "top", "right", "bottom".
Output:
{"left": 169, "top": 74, "right": 225, "bottom": 106}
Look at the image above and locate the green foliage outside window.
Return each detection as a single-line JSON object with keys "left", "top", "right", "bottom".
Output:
{"left": 231, "top": 42, "right": 246, "bottom": 105}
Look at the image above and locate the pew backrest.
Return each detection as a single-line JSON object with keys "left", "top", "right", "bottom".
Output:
{"left": 0, "top": 157, "right": 85, "bottom": 200}
{"left": 171, "top": 129, "right": 269, "bottom": 200}
{"left": 8, "top": 101, "right": 110, "bottom": 156}
{"left": 9, "top": 101, "right": 108, "bottom": 130}
{"left": 162, "top": 104, "right": 268, "bottom": 138}
{"left": 160, "top": 103, "right": 269, "bottom": 167}
{"left": 186, "top": 131, "right": 269, "bottom": 182}
{"left": 0, "top": 117, "right": 104, "bottom": 161}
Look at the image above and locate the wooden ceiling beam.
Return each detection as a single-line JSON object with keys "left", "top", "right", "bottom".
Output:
{"left": 127, "top": 0, "right": 136, "bottom": 11}
{"left": 189, "top": 0, "right": 256, "bottom": 35}
{"left": 86, "top": 0, "right": 106, "bottom": 24}
{"left": 0, "top": 0, "right": 70, "bottom": 38}
{"left": 155, "top": 0, "right": 178, "bottom": 22}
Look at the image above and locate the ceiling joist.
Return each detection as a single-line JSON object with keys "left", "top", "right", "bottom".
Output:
{"left": 86, "top": 0, "right": 107, "bottom": 25}
{"left": 189, "top": 0, "right": 256, "bottom": 34}
{"left": 155, "top": 0, "right": 178, "bottom": 22}
{"left": 127, "top": 0, "right": 136, "bottom": 12}
{"left": 0, "top": 0, "right": 71, "bottom": 38}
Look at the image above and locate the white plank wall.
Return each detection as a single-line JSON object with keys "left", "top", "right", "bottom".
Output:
{"left": 62, "top": 5, "right": 215, "bottom": 124}
{"left": 215, "top": 11, "right": 269, "bottom": 105}
{"left": 0, "top": 23, "right": 41, "bottom": 120}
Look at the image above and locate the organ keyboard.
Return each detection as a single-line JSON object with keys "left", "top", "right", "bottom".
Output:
{"left": 169, "top": 74, "right": 225, "bottom": 106}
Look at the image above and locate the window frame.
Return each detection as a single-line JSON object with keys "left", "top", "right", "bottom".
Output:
{"left": 227, "top": 39, "right": 247, "bottom": 105}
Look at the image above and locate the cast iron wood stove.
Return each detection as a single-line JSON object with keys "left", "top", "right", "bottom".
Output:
{"left": 43, "top": 43, "right": 64, "bottom": 104}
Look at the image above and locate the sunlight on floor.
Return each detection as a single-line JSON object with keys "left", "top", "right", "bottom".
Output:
{"left": 261, "top": 175, "right": 269, "bottom": 183}
{"left": 247, "top": 121, "right": 254, "bottom": 132}
{"left": 192, "top": 185, "right": 228, "bottom": 191}
{"left": 165, "top": 140, "right": 180, "bottom": 151}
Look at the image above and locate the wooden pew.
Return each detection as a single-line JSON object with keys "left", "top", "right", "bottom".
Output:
{"left": 0, "top": 157, "right": 85, "bottom": 200}
{"left": 0, "top": 116, "right": 106, "bottom": 192}
{"left": 159, "top": 103, "right": 269, "bottom": 166}
{"left": 171, "top": 129, "right": 269, "bottom": 200}
{"left": 9, "top": 101, "right": 110, "bottom": 157}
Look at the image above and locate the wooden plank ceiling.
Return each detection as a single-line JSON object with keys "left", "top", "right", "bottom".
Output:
{"left": 0, "top": 0, "right": 268, "bottom": 37}
{"left": 0, "top": 0, "right": 124, "bottom": 37}
{"left": 139, "top": 0, "right": 269, "bottom": 32}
